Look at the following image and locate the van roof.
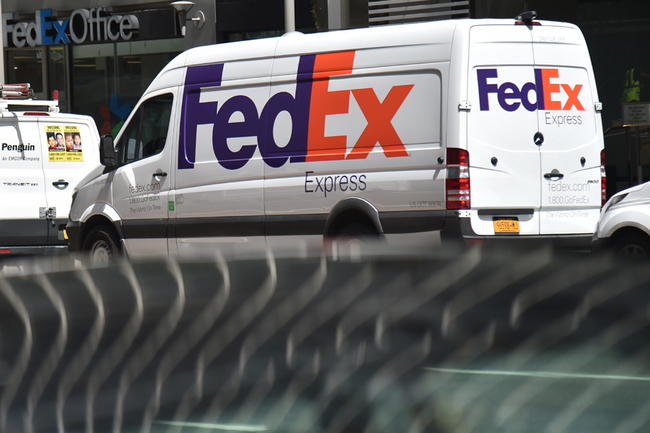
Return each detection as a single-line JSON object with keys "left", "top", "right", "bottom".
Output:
{"left": 146, "top": 18, "right": 580, "bottom": 94}
{"left": 183, "top": 19, "right": 460, "bottom": 66}
{"left": 0, "top": 108, "right": 95, "bottom": 122}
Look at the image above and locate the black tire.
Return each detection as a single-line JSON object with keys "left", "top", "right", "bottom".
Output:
{"left": 334, "top": 222, "right": 377, "bottom": 238}
{"left": 610, "top": 233, "right": 650, "bottom": 258}
{"left": 326, "top": 222, "right": 381, "bottom": 259}
{"left": 82, "top": 225, "right": 120, "bottom": 266}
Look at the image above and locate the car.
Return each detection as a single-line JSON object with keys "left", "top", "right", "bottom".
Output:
{"left": 593, "top": 180, "right": 650, "bottom": 256}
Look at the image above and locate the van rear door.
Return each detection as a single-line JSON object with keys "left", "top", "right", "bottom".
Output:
{"left": 467, "top": 24, "right": 541, "bottom": 236}
{"left": 0, "top": 116, "right": 48, "bottom": 246}
{"left": 532, "top": 23, "right": 603, "bottom": 235}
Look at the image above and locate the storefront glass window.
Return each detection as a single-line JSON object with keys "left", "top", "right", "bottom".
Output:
{"left": 6, "top": 48, "right": 45, "bottom": 94}
{"left": 72, "top": 38, "right": 183, "bottom": 136}
{"left": 5, "top": 46, "right": 70, "bottom": 111}
{"left": 48, "top": 46, "right": 69, "bottom": 112}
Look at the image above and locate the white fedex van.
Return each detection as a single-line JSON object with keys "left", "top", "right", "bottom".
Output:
{"left": 0, "top": 94, "right": 102, "bottom": 255}
{"left": 66, "top": 15, "right": 605, "bottom": 261}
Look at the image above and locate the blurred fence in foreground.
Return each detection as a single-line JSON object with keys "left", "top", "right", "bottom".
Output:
{"left": 0, "top": 245, "right": 649, "bottom": 433}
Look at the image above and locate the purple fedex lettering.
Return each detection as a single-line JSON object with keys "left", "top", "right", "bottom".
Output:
{"left": 180, "top": 56, "right": 315, "bottom": 170}
{"left": 534, "top": 69, "right": 545, "bottom": 111}
{"left": 213, "top": 95, "right": 259, "bottom": 170}
{"left": 179, "top": 64, "right": 224, "bottom": 169}
{"left": 520, "top": 81, "right": 538, "bottom": 111}
{"left": 477, "top": 68, "right": 584, "bottom": 112}
{"left": 477, "top": 69, "right": 498, "bottom": 111}
{"left": 478, "top": 68, "right": 539, "bottom": 112}
{"left": 259, "top": 55, "right": 315, "bottom": 167}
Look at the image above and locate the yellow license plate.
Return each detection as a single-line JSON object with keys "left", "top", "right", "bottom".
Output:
{"left": 493, "top": 218, "right": 520, "bottom": 234}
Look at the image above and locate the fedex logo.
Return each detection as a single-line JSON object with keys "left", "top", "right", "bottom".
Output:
{"left": 477, "top": 68, "right": 586, "bottom": 112}
{"left": 179, "top": 51, "right": 413, "bottom": 170}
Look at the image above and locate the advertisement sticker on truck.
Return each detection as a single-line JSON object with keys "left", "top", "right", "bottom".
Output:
{"left": 46, "top": 125, "right": 84, "bottom": 162}
{"left": 178, "top": 50, "right": 416, "bottom": 171}
{"left": 477, "top": 68, "right": 587, "bottom": 127}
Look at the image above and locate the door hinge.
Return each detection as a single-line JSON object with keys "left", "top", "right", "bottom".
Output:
{"left": 458, "top": 100, "right": 472, "bottom": 111}
{"left": 39, "top": 207, "right": 56, "bottom": 219}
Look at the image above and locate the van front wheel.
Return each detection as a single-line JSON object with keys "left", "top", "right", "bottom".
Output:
{"left": 610, "top": 232, "right": 650, "bottom": 258}
{"left": 82, "top": 225, "right": 120, "bottom": 266}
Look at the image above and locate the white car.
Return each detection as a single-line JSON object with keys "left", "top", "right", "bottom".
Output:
{"left": 594, "top": 181, "right": 650, "bottom": 256}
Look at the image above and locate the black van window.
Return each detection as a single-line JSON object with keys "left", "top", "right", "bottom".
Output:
{"left": 119, "top": 93, "right": 173, "bottom": 165}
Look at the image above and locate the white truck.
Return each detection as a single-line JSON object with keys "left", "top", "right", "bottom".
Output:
{"left": 0, "top": 85, "right": 102, "bottom": 255}
{"left": 66, "top": 14, "right": 605, "bottom": 261}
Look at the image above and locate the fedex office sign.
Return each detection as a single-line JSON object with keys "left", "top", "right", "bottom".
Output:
{"left": 477, "top": 68, "right": 587, "bottom": 126}
{"left": 2, "top": 7, "right": 139, "bottom": 48}
{"left": 179, "top": 51, "right": 414, "bottom": 170}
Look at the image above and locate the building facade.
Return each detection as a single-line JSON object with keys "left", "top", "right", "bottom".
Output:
{"left": 2, "top": 0, "right": 648, "bottom": 194}
{"left": 1, "top": 1, "right": 190, "bottom": 135}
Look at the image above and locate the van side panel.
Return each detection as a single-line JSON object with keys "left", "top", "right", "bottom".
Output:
{"left": 173, "top": 58, "right": 272, "bottom": 255}
{"left": 173, "top": 29, "right": 453, "bottom": 246}
{"left": 263, "top": 42, "right": 449, "bottom": 238}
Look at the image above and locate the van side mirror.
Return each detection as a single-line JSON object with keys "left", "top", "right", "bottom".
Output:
{"left": 99, "top": 134, "right": 116, "bottom": 167}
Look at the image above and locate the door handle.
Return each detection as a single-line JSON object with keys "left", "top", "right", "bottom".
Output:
{"left": 544, "top": 169, "right": 564, "bottom": 181}
{"left": 153, "top": 171, "right": 167, "bottom": 179}
{"left": 52, "top": 179, "right": 69, "bottom": 189}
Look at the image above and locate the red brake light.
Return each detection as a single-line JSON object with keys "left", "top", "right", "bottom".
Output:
{"left": 446, "top": 148, "right": 470, "bottom": 210}
{"left": 514, "top": 11, "right": 540, "bottom": 26}
{"left": 447, "top": 147, "right": 468, "bottom": 166}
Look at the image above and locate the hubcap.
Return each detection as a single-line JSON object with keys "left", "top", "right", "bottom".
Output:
{"left": 619, "top": 244, "right": 647, "bottom": 257}
{"left": 90, "top": 240, "right": 112, "bottom": 266}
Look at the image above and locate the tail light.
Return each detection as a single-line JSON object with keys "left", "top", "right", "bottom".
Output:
{"left": 601, "top": 149, "right": 606, "bottom": 207}
{"left": 446, "top": 148, "right": 470, "bottom": 210}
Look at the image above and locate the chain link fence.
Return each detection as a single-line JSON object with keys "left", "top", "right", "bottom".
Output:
{"left": 0, "top": 244, "right": 648, "bottom": 433}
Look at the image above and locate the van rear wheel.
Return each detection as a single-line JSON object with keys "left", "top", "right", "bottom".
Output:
{"left": 334, "top": 222, "right": 377, "bottom": 238}
{"left": 327, "top": 222, "right": 380, "bottom": 259}
{"left": 82, "top": 225, "right": 120, "bottom": 266}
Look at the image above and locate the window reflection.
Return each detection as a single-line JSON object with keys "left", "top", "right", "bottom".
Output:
{"left": 72, "top": 39, "right": 182, "bottom": 137}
